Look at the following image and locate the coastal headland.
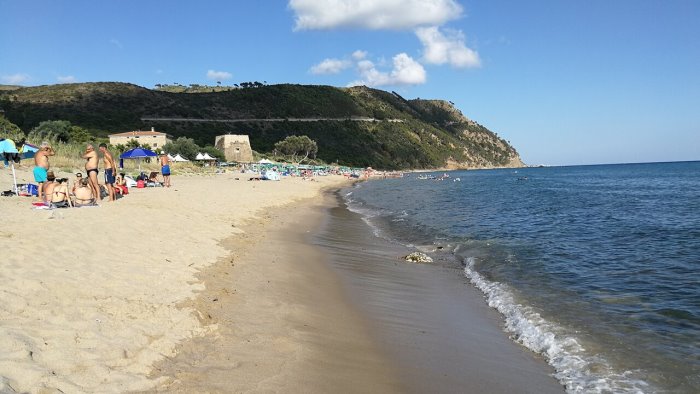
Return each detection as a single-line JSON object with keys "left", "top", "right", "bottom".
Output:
{"left": 0, "top": 167, "right": 561, "bottom": 393}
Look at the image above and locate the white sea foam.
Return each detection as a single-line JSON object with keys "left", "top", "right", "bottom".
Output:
{"left": 463, "top": 257, "right": 652, "bottom": 394}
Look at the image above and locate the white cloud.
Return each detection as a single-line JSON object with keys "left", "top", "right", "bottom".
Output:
{"left": 415, "top": 26, "right": 480, "bottom": 68}
{"left": 1, "top": 73, "right": 30, "bottom": 85}
{"left": 109, "top": 38, "right": 123, "bottom": 49}
{"left": 348, "top": 53, "right": 426, "bottom": 87}
{"left": 206, "top": 69, "right": 233, "bottom": 81}
{"left": 310, "top": 58, "right": 351, "bottom": 75}
{"left": 57, "top": 75, "right": 77, "bottom": 83}
{"left": 289, "top": 0, "right": 462, "bottom": 30}
{"left": 351, "top": 50, "right": 367, "bottom": 60}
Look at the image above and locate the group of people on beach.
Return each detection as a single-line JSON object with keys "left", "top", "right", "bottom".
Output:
{"left": 32, "top": 142, "right": 172, "bottom": 206}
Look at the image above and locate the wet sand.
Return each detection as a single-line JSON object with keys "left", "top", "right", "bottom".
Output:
{"left": 150, "top": 193, "right": 404, "bottom": 393}
{"left": 152, "top": 190, "right": 563, "bottom": 393}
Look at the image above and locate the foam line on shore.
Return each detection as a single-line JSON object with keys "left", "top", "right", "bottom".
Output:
{"left": 462, "top": 256, "right": 652, "bottom": 393}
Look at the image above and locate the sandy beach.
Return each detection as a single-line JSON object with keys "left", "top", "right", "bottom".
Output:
{"left": 0, "top": 166, "right": 359, "bottom": 392}
{"left": 0, "top": 165, "right": 562, "bottom": 393}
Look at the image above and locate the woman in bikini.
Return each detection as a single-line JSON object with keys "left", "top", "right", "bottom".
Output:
{"left": 50, "top": 178, "right": 72, "bottom": 208}
{"left": 73, "top": 178, "right": 96, "bottom": 206}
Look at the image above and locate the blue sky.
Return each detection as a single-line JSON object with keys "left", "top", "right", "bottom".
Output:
{"left": 1, "top": 0, "right": 698, "bottom": 166}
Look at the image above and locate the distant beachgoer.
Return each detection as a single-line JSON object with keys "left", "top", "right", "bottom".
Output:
{"left": 83, "top": 144, "right": 101, "bottom": 201}
{"left": 42, "top": 171, "right": 57, "bottom": 203}
{"left": 99, "top": 143, "right": 117, "bottom": 201}
{"left": 73, "top": 178, "right": 95, "bottom": 206}
{"left": 159, "top": 153, "right": 171, "bottom": 187}
{"left": 114, "top": 173, "right": 128, "bottom": 195}
{"left": 33, "top": 142, "right": 55, "bottom": 202}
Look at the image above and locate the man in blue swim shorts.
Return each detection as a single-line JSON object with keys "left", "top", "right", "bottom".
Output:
{"left": 33, "top": 142, "right": 55, "bottom": 202}
{"left": 159, "top": 152, "right": 172, "bottom": 187}
{"left": 99, "top": 143, "right": 117, "bottom": 201}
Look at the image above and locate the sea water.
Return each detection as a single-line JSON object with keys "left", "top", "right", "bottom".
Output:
{"left": 342, "top": 161, "right": 700, "bottom": 393}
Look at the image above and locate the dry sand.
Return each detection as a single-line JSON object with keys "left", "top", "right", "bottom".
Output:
{"left": 0, "top": 165, "right": 355, "bottom": 393}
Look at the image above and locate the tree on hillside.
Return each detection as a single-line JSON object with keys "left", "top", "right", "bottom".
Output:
{"left": 27, "top": 120, "right": 72, "bottom": 143}
{"left": 68, "top": 125, "right": 91, "bottom": 144}
{"left": 274, "top": 135, "right": 318, "bottom": 163}
{"left": 0, "top": 116, "right": 24, "bottom": 141}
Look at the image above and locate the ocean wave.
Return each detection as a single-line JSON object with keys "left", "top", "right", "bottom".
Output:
{"left": 462, "top": 256, "right": 652, "bottom": 394}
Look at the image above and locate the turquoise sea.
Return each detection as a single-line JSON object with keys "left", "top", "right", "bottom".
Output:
{"left": 343, "top": 161, "right": 700, "bottom": 393}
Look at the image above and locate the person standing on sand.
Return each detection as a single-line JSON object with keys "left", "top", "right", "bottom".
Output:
{"left": 159, "top": 152, "right": 172, "bottom": 187}
{"left": 83, "top": 144, "right": 101, "bottom": 201}
{"left": 33, "top": 142, "right": 55, "bottom": 202}
{"left": 99, "top": 143, "right": 117, "bottom": 201}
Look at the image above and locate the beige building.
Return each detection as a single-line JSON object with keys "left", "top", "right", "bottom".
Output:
{"left": 109, "top": 127, "right": 173, "bottom": 150}
{"left": 215, "top": 134, "right": 254, "bottom": 163}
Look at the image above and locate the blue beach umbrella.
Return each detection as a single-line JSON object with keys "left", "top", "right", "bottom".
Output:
{"left": 120, "top": 147, "right": 157, "bottom": 172}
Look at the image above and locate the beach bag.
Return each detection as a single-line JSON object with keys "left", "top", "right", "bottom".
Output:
{"left": 27, "top": 184, "right": 38, "bottom": 196}
{"left": 137, "top": 180, "right": 145, "bottom": 188}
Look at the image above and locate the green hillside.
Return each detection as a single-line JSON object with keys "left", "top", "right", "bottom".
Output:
{"left": 0, "top": 82, "right": 523, "bottom": 170}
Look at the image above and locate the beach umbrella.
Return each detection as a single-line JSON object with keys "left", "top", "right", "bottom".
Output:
{"left": 258, "top": 158, "right": 273, "bottom": 164}
{"left": 120, "top": 147, "right": 157, "bottom": 172}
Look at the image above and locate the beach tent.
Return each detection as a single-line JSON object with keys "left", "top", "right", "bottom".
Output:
{"left": 120, "top": 147, "right": 157, "bottom": 172}
{"left": 195, "top": 152, "right": 216, "bottom": 162}
{"left": 258, "top": 159, "right": 273, "bottom": 164}
{"left": 0, "top": 140, "right": 38, "bottom": 196}
{"left": 0, "top": 138, "right": 20, "bottom": 195}
{"left": 167, "top": 153, "right": 176, "bottom": 161}
{"left": 172, "top": 154, "right": 189, "bottom": 162}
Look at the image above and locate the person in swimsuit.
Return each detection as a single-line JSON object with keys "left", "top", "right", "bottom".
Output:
{"left": 99, "top": 143, "right": 117, "bottom": 201}
{"left": 42, "top": 171, "right": 57, "bottom": 204}
{"left": 51, "top": 178, "right": 72, "bottom": 208}
{"left": 83, "top": 144, "right": 101, "bottom": 201}
{"left": 73, "top": 178, "right": 95, "bottom": 206}
{"left": 33, "top": 142, "right": 55, "bottom": 202}
{"left": 159, "top": 152, "right": 172, "bottom": 187}
{"left": 114, "top": 173, "right": 128, "bottom": 195}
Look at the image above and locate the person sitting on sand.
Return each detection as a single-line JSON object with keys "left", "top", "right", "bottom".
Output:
{"left": 114, "top": 173, "right": 128, "bottom": 195}
{"left": 73, "top": 178, "right": 96, "bottom": 206}
{"left": 42, "top": 171, "right": 57, "bottom": 203}
{"left": 50, "top": 178, "right": 72, "bottom": 208}
{"left": 71, "top": 172, "right": 83, "bottom": 195}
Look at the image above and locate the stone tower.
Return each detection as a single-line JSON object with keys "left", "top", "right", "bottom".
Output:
{"left": 215, "top": 134, "right": 254, "bottom": 163}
